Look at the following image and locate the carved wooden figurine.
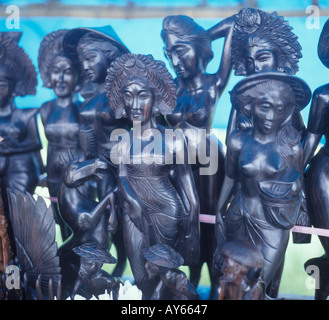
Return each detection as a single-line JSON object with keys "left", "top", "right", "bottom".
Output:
{"left": 63, "top": 26, "right": 131, "bottom": 277}
{"left": 142, "top": 243, "right": 198, "bottom": 300}
{"left": 57, "top": 154, "right": 114, "bottom": 298}
{"left": 303, "top": 18, "right": 329, "bottom": 300}
{"left": 215, "top": 72, "right": 311, "bottom": 291}
{"left": 0, "top": 32, "right": 43, "bottom": 254}
{"left": 228, "top": 7, "right": 309, "bottom": 296}
{"left": 72, "top": 242, "right": 120, "bottom": 299}
{"left": 160, "top": 14, "right": 235, "bottom": 298}
{"left": 218, "top": 240, "right": 265, "bottom": 300}
{"left": 105, "top": 53, "right": 200, "bottom": 299}
{"left": 38, "top": 29, "right": 88, "bottom": 241}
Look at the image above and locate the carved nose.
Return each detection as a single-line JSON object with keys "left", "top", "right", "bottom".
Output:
{"left": 254, "top": 64, "right": 261, "bottom": 73}
{"left": 265, "top": 110, "right": 274, "bottom": 120}
{"left": 172, "top": 54, "right": 179, "bottom": 67}
{"left": 83, "top": 60, "right": 89, "bottom": 71}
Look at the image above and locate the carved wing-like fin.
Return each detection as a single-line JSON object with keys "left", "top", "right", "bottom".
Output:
{"left": 8, "top": 190, "right": 61, "bottom": 297}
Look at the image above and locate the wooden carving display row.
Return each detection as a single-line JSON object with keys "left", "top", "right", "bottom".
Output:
{"left": 0, "top": 7, "right": 328, "bottom": 300}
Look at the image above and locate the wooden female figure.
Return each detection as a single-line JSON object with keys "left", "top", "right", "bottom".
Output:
{"left": 0, "top": 32, "right": 42, "bottom": 251}
{"left": 215, "top": 72, "right": 311, "bottom": 288}
{"left": 303, "top": 18, "right": 329, "bottom": 299}
{"left": 63, "top": 26, "right": 131, "bottom": 277}
{"left": 160, "top": 14, "right": 235, "bottom": 296}
{"left": 63, "top": 26, "right": 131, "bottom": 160}
{"left": 229, "top": 8, "right": 308, "bottom": 296}
{"left": 38, "top": 29, "right": 85, "bottom": 240}
{"left": 105, "top": 53, "right": 200, "bottom": 298}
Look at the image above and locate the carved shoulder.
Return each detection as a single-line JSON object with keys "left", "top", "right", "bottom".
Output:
{"left": 312, "top": 84, "right": 329, "bottom": 106}
{"left": 39, "top": 100, "right": 55, "bottom": 125}
{"left": 227, "top": 129, "right": 248, "bottom": 153}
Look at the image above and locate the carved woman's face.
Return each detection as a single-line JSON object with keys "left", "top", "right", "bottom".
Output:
{"left": 50, "top": 56, "right": 78, "bottom": 98}
{"left": 252, "top": 84, "right": 293, "bottom": 135}
{"left": 122, "top": 80, "right": 155, "bottom": 125}
{"left": 164, "top": 33, "right": 199, "bottom": 80}
{"left": 244, "top": 39, "right": 279, "bottom": 75}
{"left": 78, "top": 45, "right": 108, "bottom": 84}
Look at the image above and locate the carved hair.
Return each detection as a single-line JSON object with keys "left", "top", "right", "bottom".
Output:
{"left": 38, "top": 29, "right": 82, "bottom": 88}
{"left": 0, "top": 32, "right": 37, "bottom": 96}
{"left": 105, "top": 53, "right": 177, "bottom": 118}
{"left": 234, "top": 79, "right": 295, "bottom": 115}
{"left": 233, "top": 79, "right": 300, "bottom": 166}
{"left": 232, "top": 8, "right": 302, "bottom": 76}
{"left": 161, "top": 15, "right": 214, "bottom": 69}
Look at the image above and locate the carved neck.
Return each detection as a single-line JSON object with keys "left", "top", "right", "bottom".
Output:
{"left": 253, "top": 128, "right": 277, "bottom": 144}
{"left": 56, "top": 95, "right": 74, "bottom": 108}
{"left": 133, "top": 117, "right": 158, "bottom": 137}
{"left": 95, "top": 82, "right": 106, "bottom": 94}
{"left": 179, "top": 70, "right": 204, "bottom": 92}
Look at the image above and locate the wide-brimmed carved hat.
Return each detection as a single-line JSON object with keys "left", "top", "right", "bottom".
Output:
{"left": 221, "top": 240, "right": 264, "bottom": 269}
{"left": 318, "top": 18, "right": 329, "bottom": 69}
{"left": 142, "top": 243, "right": 184, "bottom": 269}
{"left": 230, "top": 71, "right": 311, "bottom": 117}
{"left": 73, "top": 242, "right": 117, "bottom": 264}
{"left": 63, "top": 25, "right": 130, "bottom": 60}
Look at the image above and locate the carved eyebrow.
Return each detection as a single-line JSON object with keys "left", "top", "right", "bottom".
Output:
{"left": 246, "top": 48, "right": 275, "bottom": 58}
{"left": 166, "top": 41, "right": 190, "bottom": 52}
{"left": 255, "top": 49, "right": 275, "bottom": 56}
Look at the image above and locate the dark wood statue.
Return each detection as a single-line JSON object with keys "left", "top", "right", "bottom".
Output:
{"left": 56, "top": 154, "right": 115, "bottom": 298}
{"left": 218, "top": 240, "right": 265, "bottom": 300}
{"left": 215, "top": 72, "right": 311, "bottom": 291}
{"left": 71, "top": 242, "right": 121, "bottom": 299}
{"left": 0, "top": 32, "right": 43, "bottom": 254}
{"left": 303, "top": 18, "right": 329, "bottom": 300}
{"left": 105, "top": 53, "right": 200, "bottom": 299}
{"left": 63, "top": 26, "right": 131, "bottom": 277}
{"left": 160, "top": 14, "right": 235, "bottom": 298}
{"left": 142, "top": 243, "right": 198, "bottom": 300}
{"left": 38, "top": 29, "right": 89, "bottom": 241}
{"left": 227, "top": 7, "right": 309, "bottom": 296}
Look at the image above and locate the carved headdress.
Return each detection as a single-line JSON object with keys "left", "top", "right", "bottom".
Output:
{"left": 0, "top": 32, "right": 37, "bottom": 96}
{"left": 38, "top": 29, "right": 82, "bottom": 88}
{"left": 232, "top": 8, "right": 302, "bottom": 76}
{"left": 105, "top": 53, "right": 177, "bottom": 118}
